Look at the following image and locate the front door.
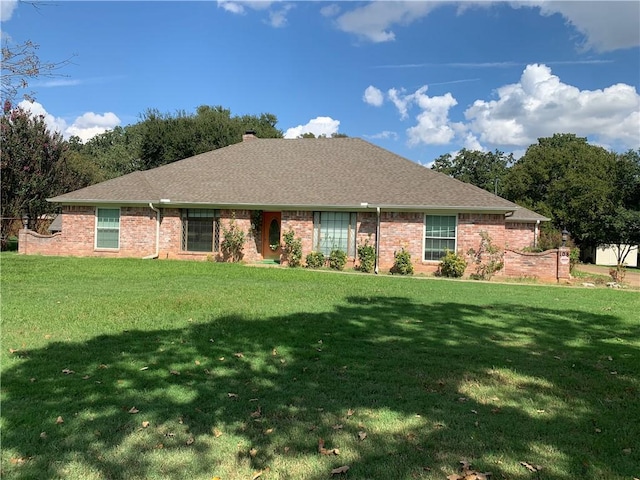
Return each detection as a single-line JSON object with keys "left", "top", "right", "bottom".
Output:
{"left": 262, "top": 212, "right": 282, "bottom": 260}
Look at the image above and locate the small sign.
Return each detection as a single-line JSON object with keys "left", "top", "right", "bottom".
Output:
{"left": 559, "top": 250, "right": 570, "bottom": 265}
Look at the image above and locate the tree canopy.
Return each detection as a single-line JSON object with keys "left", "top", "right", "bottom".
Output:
{"left": 1, "top": 102, "right": 75, "bottom": 243}
{"left": 431, "top": 149, "right": 512, "bottom": 195}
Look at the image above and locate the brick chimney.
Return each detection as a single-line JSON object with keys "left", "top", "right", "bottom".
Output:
{"left": 242, "top": 130, "right": 257, "bottom": 141}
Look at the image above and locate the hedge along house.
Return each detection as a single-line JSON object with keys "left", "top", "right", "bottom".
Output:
{"left": 21, "top": 134, "right": 562, "bottom": 279}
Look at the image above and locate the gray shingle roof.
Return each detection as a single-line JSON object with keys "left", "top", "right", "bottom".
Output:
{"left": 49, "top": 138, "right": 533, "bottom": 215}
{"left": 507, "top": 207, "right": 550, "bottom": 222}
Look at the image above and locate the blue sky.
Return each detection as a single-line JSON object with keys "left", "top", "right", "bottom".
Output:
{"left": 2, "top": 0, "right": 639, "bottom": 165}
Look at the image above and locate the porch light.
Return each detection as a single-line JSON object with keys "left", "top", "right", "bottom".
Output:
{"left": 561, "top": 228, "right": 569, "bottom": 247}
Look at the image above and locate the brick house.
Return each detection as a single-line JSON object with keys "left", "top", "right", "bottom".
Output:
{"left": 22, "top": 134, "right": 564, "bottom": 279}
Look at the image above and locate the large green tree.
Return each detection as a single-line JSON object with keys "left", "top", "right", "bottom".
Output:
{"left": 431, "top": 149, "right": 512, "bottom": 195}
{"left": 1, "top": 102, "right": 70, "bottom": 245}
{"left": 137, "top": 105, "right": 283, "bottom": 170}
{"left": 503, "top": 134, "right": 639, "bottom": 262}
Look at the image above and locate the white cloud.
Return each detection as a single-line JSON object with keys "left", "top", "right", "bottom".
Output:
{"left": 320, "top": 4, "right": 340, "bottom": 18}
{"left": 331, "top": 1, "right": 638, "bottom": 51}
{"left": 217, "top": 1, "right": 274, "bottom": 15}
{"left": 371, "top": 63, "right": 639, "bottom": 151}
{"left": 284, "top": 116, "right": 340, "bottom": 138}
{"left": 334, "top": 1, "right": 437, "bottom": 43}
{"left": 0, "top": 0, "right": 18, "bottom": 22}
{"left": 464, "top": 63, "right": 640, "bottom": 149}
{"left": 364, "top": 130, "right": 399, "bottom": 141}
{"left": 218, "top": 1, "right": 294, "bottom": 27}
{"left": 17, "top": 100, "right": 121, "bottom": 143}
{"left": 266, "top": 3, "right": 294, "bottom": 28}
{"left": 363, "top": 85, "right": 384, "bottom": 107}
{"left": 529, "top": 1, "right": 640, "bottom": 52}
{"left": 407, "top": 90, "right": 458, "bottom": 146}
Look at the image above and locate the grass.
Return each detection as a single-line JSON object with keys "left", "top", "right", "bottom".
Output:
{"left": 1, "top": 255, "right": 639, "bottom": 480}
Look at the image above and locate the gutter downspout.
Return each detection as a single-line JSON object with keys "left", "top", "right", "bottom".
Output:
{"left": 534, "top": 220, "right": 540, "bottom": 249}
{"left": 375, "top": 207, "right": 381, "bottom": 274}
{"left": 143, "top": 202, "right": 160, "bottom": 259}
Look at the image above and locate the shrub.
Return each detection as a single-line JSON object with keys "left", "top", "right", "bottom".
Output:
{"left": 357, "top": 240, "right": 376, "bottom": 273}
{"left": 569, "top": 247, "right": 580, "bottom": 274}
{"left": 306, "top": 251, "right": 325, "bottom": 269}
{"left": 282, "top": 229, "right": 302, "bottom": 268}
{"left": 328, "top": 249, "right": 347, "bottom": 271}
{"left": 467, "top": 231, "right": 503, "bottom": 280}
{"left": 438, "top": 249, "right": 467, "bottom": 278}
{"left": 391, "top": 248, "right": 414, "bottom": 275}
{"left": 220, "top": 214, "right": 245, "bottom": 262}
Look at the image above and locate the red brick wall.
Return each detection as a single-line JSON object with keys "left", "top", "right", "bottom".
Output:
{"left": 505, "top": 222, "right": 538, "bottom": 250}
{"left": 20, "top": 206, "right": 563, "bottom": 281}
{"left": 504, "top": 248, "right": 567, "bottom": 282}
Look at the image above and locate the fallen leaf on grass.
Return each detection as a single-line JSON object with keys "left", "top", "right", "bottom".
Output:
{"left": 318, "top": 438, "right": 340, "bottom": 455}
{"left": 447, "top": 460, "right": 492, "bottom": 480}
{"left": 346, "top": 409, "right": 354, "bottom": 417}
{"left": 358, "top": 431, "right": 367, "bottom": 441}
{"left": 250, "top": 406, "right": 262, "bottom": 418}
{"left": 234, "top": 352, "right": 244, "bottom": 358}
{"left": 128, "top": 407, "right": 139, "bottom": 414}
{"left": 332, "top": 424, "right": 343, "bottom": 430}
{"left": 61, "top": 368, "right": 74, "bottom": 375}
{"left": 40, "top": 432, "right": 47, "bottom": 439}
{"left": 170, "top": 370, "right": 180, "bottom": 376}
{"left": 55, "top": 416, "right": 64, "bottom": 424}
{"left": 520, "top": 461, "right": 542, "bottom": 472}
{"left": 331, "top": 465, "right": 349, "bottom": 475}
{"left": 213, "top": 428, "right": 223, "bottom": 437}
{"left": 249, "top": 447, "right": 258, "bottom": 457}
{"left": 186, "top": 436, "right": 195, "bottom": 445}
{"left": 142, "top": 421, "right": 150, "bottom": 428}
{"left": 139, "top": 366, "right": 148, "bottom": 371}
{"left": 227, "top": 393, "right": 238, "bottom": 399}
{"left": 264, "top": 428, "right": 274, "bottom": 435}
{"left": 251, "top": 468, "right": 269, "bottom": 480}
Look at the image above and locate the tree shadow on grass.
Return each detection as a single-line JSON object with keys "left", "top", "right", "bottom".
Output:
{"left": 1, "top": 297, "right": 638, "bottom": 479}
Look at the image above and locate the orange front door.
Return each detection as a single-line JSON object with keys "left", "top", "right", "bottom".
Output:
{"left": 262, "top": 212, "right": 282, "bottom": 260}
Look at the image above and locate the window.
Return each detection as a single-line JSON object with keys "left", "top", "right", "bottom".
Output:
{"left": 96, "top": 208, "right": 120, "bottom": 249}
{"left": 313, "top": 211, "right": 357, "bottom": 256}
{"left": 181, "top": 209, "right": 219, "bottom": 252}
{"left": 424, "top": 215, "right": 457, "bottom": 261}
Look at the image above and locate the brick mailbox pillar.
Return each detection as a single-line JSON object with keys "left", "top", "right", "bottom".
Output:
{"left": 557, "top": 247, "right": 571, "bottom": 282}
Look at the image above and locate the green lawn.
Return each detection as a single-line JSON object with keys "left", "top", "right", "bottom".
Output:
{"left": 1, "top": 255, "right": 639, "bottom": 480}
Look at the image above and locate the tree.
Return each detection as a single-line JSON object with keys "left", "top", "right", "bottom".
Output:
{"left": 595, "top": 150, "right": 640, "bottom": 267}
{"left": 1, "top": 39, "right": 72, "bottom": 102}
{"left": 431, "top": 149, "right": 512, "bottom": 195}
{"left": 503, "top": 134, "right": 638, "bottom": 262}
{"left": 0, "top": 102, "right": 68, "bottom": 245}
{"left": 137, "top": 105, "right": 283, "bottom": 170}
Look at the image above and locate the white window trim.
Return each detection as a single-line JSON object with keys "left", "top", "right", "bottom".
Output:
{"left": 313, "top": 211, "right": 357, "bottom": 257}
{"left": 423, "top": 213, "right": 458, "bottom": 262}
{"left": 95, "top": 207, "right": 121, "bottom": 250}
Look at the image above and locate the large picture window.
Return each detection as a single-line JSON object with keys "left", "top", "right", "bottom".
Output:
{"left": 182, "top": 209, "right": 219, "bottom": 252}
{"left": 313, "top": 211, "right": 357, "bottom": 256}
{"left": 96, "top": 208, "right": 120, "bottom": 249}
{"left": 424, "top": 215, "right": 457, "bottom": 261}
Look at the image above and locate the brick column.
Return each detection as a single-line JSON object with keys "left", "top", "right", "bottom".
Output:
{"left": 557, "top": 247, "right": 571, "bottom": 281}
